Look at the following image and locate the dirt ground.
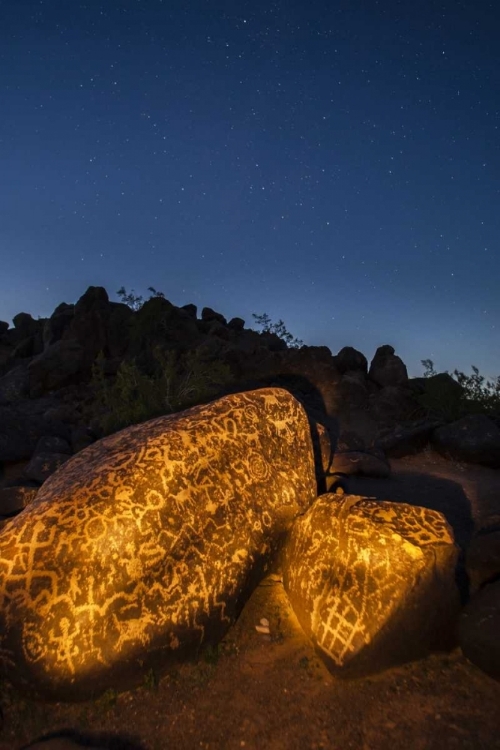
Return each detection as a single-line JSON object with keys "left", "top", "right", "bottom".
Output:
{"left": 2, "top": 450, "right": 500, "bottom": 750}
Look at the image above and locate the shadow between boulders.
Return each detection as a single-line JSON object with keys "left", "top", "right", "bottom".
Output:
{"left": 346, "top": 469, "right": 475, "bottom": 602}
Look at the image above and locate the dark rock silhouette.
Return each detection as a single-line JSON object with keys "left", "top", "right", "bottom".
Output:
{"left": 0, "top": 284, "right": 498, "bottom": 691}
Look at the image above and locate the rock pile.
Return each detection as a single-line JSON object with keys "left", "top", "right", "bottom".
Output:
{"left": 0, "top": 284, "right": 499, "bottom": 694}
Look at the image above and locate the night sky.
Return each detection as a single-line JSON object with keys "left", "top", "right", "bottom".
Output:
{"left": 1, "top": 0, "right": 499, "bottom": 378}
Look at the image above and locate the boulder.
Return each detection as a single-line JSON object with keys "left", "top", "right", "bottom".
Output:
{"left": 0, "top": 485, "right": 38, "bottom": 516}
{"left": 33, "top": 435, "right": 72, "bottom": 455}
{"left": 336, "top": 430, "right": 367, "bottom": 452}
{"left": 201, "top": 307, "right": 227, "bottom": 325}
{"left": 368, "top": 345, "right": 408, "bottom": 387}
{"left": 130, "top": 296, "right": 201, "bottom": 354}
{"left": 282, "top": 493, "right": 459, "bottom": 677}
{"left": 432, "top": 414, "right": 500, "bottom": 468}
{"left": 270, "top": 347, "right": 342, "bottom": 418}
{"left": 181, "top": 303, "right": 197, "bottom": 319}
{"left": 459, "top": 580, "right": 500, "bottom": 681}
{"left": 465, "top": 528, "right": 500, "bottom": 595}
{"left": 0, "top": 388, "right": 317, "bottom": 699}
{"left": 62, "top": 286, "right": 111, "bottom": 365}
{"left": 28, "top": 340, "right": 86, "bottom": 397}
{"left": 70, "top": 425, "right": 96, "bottom": 453}
{"left": 43, "top": 302, "right": 75, "bottom": 347}
{"left": 338, "top": 370, "right": 370, "bottom": 410}
{"left": 334, "top": 346, "right": 368, "bottom": 375}
{"left": 207, "top": 320, "right": 231, "bottom": 339}
{"left": 12, "top": 312, "right": 41, "bottom": 341}
{"left": 369, "top": 385, "right": 421, "bottom": 427}
{"left": 336, "top": 408, "right": 379, "bottom": 448}
{"left": 105, "top": 302, "right": 135, "bottom": 358}
{"left": 0, "top": 406, "right": 69, "bottom": 462}
{"left": 258, "top": 331, "right": 288, "bottom": 352}
{"left": 23, "top": 452, "right": 72, "bottom": 484}
{"left": 409, "top": 373, "right": 466, "bottom": 422}
{"left": 328, "top": 450, "right": 390, "bottom": 480}
{"left": 377, "top": 418, "right": 443, "bottom": 457}
{"left": 228, "top": 317, "right": 245, "bottom": 331}
{"left": 0, "top": 361, "right": 30, "bottom": 404}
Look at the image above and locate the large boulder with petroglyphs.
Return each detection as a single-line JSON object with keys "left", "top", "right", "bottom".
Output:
{"left": 282, "top": 493, "right": 460, "bottom": 677}
{"left": 0, "top": 388, "right": 316, "bottom": 699}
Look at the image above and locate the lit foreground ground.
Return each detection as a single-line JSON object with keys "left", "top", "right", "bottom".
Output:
{"left": 1, "top": 451, "right": 500, "bottom": 750}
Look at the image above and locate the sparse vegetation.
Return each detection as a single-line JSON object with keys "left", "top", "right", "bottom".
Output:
{"left": 252, "top": 312, "right": 304, "bottom": 348}
{"left": 90, "top": 347, "right": 233, "bottom": 435}
{"left": 420, "top": 359, "right": 500, "bottom": 421}
{"left": 116, "top": 285, "right": 165, "bottom": 311}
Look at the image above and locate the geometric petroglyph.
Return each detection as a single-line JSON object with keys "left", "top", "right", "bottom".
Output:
{"left": 0, "top": 388, "right": 316, "bottom": 699}
{"left": 282, "top": 493, "right": 460, "bottom": 677}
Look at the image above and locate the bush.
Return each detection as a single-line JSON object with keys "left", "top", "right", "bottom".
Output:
{"left": 419, "top": 360, "right": 500, "bottom": 421}
{"left": 251, "top": 313, "right": 303, "bottom": 348}
{"left": 116, "top": 285, "right": 165, "bottom": 311}
{"left": 90, "top": 348, "right": 233, "bottom": 435}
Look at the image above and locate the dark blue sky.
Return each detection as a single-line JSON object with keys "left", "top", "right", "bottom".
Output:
{"left": 1, "top": 0, "right": 499, "bottom": 377}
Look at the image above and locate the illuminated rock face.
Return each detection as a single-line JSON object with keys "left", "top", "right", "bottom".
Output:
{"left": 0, "top": 388, "right": 316, "bottom": 699}
{"left": 282, "top": 493, "right": 460, "bottom": 677}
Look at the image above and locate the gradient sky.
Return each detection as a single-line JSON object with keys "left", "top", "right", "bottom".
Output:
{"left": 1, "top": 0, "right": 499, "bottom": 378}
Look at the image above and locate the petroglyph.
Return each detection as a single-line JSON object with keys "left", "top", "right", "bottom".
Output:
{"left": 282, "top": 494, "right": 459, "bottom": 676}
{"left": 0, "top": 388, "right": 316, "bottom": 698}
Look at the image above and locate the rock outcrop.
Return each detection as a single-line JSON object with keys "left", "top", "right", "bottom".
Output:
{"left": 432, "top": 414, "right": 500, "bottom": 469}
{"left": 0, "top": 284, "right": 498, "bottom": 695}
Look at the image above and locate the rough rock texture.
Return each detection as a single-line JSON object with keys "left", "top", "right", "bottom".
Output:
{"left": 377, "top": 418, "right": 443, "bottom": 457}
{"left": 28, "top": 340, "right": 86, "bottom": 397}
{"left": 432, "top": 414, "right": 500, "bottom": 468}
{"left": 0, "top": 485, "right": 38, "bottom": 516}
{"left": 23, "top": 451, "right": 72, "bottom": 484}
{"left": 368, "top": 345, "right": 408, "bottom": 388}
{"left": 0, "top": 406, "right": 69, "bottom": 462}
{"left": 282, "top": 493, "right": 459, "bottom": 677}
{"left": 459, "top": 580, "right": 500, "bottom": 681}
{"left": 0, "top": 388, "right": 316, "bottom": 699}
{"left": 329, "top": 450, "right": 390, "bottom": 479}
{"left": 465, "top": 528, "right": 500, "bottom": 595}
{"left": 334, "top": 346, "right": 368, "bottom": 375}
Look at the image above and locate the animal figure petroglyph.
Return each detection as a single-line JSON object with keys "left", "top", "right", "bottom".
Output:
{"left": 0, "top": 388, "right": 317, "bottom": 699}
{"left": 0, "top": 387, "right": 459, "bottom": 699}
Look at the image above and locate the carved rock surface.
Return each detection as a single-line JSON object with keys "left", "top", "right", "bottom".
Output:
{"left": 282, "top": 494, "right": 459, "bottom": 677}
{"left": 0, "top": 388, "right": 316, "bottom": 699}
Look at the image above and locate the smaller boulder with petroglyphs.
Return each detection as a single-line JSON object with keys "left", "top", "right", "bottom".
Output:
{"left": 282, "top": 493, "right": 460, "bottom": 677}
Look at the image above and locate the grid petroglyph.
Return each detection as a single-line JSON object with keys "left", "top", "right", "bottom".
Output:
{"left": 283, "top": 494, "right": 458, "bottom": 672}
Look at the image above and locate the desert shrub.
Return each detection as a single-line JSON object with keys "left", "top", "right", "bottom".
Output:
{"left": 251, "top": 312, "right": 303, "bottom": 348}
{"left": 116, "top": 285, "right": 165, "bottom": 311}
{"left": 419, "top": 360, "right": 500, "bottom": 421}
{"left": 90, "top": 348, "right": 233, "bottom": 435}
{"left": 452, "top": 366, "right": 500, "bottom": 417}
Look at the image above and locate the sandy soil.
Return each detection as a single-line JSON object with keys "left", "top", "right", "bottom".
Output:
{"left": 2, "top": 450, "right": 500, "bottom": 750}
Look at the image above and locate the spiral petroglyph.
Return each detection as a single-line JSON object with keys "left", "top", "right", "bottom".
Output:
{"left": 0, "top": 388, "right": 317, "bottom": 699}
